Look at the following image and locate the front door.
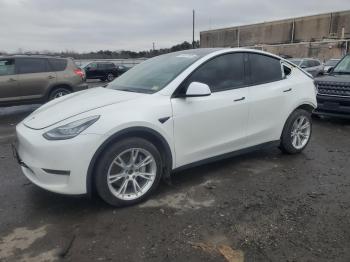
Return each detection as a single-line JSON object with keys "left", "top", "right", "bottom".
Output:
{"left": 171, "top": 53, "right": 250, "bottom": 168}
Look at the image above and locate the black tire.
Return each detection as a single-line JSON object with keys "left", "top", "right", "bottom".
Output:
{"left": 49, "top": 87, "right": 71, "bottom": 100}
{"left": 280, "top": 109, "right": 312, "bottom": 154}
{"left": 95, "top": 137, "right": 163, "bottom": 207}
{"left": 106, "top": 73, "right": 114, "bottom": 82}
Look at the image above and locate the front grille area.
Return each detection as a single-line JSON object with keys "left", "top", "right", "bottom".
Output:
{"left": 317, "top": 81, "right": 350, "bottom": 97}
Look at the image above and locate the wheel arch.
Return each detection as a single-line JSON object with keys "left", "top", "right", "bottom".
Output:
{"left": 86, "top": 126, "right": 173, "bottom": 197}
{"left": 295, "top": 103, "right": 316, "bottom": 113}
{"left": 280, "top": 102, "right": 315, "bottom": 139}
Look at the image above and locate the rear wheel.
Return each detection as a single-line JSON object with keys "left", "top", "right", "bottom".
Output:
{"left": 49, "top": 87, "right": 71, "bottom": 100}
{"left": 106, "top": 73, "right": 114, "bottom": 82}
{"left": 280, "top": 109, "right": 312, "bottom": 154}
{"left": 95, "top": 138, "right": 162, "bottom": 206}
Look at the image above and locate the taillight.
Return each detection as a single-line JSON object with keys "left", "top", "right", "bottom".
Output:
{"left": 74, "top": 68, "right": 85, "bottom": 79}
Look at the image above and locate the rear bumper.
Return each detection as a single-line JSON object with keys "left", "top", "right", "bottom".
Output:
{"left": 315, "top": 94, "right": 350, "bottom": 118}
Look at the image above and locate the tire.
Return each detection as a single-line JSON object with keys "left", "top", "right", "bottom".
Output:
{"left": 106, "top": 73, "right": 114, "bottom": 82}
{"left": 49, "top": 87, "right": 71, "bottom": 100}
{"left": 95, "top": 137, "right": 163, "bottom": 207}
{"left": 280, "top": 109, "right": 312, "bottom": 154}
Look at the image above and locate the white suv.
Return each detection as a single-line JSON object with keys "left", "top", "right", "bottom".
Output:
{"left": 15, "top": 48, "right": 317, "bottom": 206}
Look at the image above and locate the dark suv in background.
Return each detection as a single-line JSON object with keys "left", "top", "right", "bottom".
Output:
{"left": 83, "top": 61, "right": 129, "bottom": 82}
{"left": 314, "top": 54, "right": 350, "bottom": 118}
{"left": 0, "top": 55, "right": 87, "bottom": 106}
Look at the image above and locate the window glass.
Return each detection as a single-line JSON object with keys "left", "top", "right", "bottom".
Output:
{"left": 283, "top": 65, "right": 292, "bottom": 76}
{"left": 108, "top": 49, "right": 211, "bottom": 93}
{"left": 16, "top": 58, "right": 50, "bottom": 74}
{"left": 333, "top": 55, "right": 350, "bottom": 73}
{"left": 300, "top": 60, "right": 309, "bottom": 68}
{"left": 185, "top": 53, "right": 245, "bottom": 92}
{"left": 105, "top": 63, "right": 115, "bottom": 69}
{"left": 249, "top": 54, "right": 282, "bottom": 84}
{"left": 313, "top": 60, "right": 320, "bottom": 66}
{"left": 48, "top": 58, "right": 67, "bottom": 71}
{"left": 88, "top": 63, "right": 97, "bottom": 69}
{"left": 0, "top": 59, "right": 15, "bottom": 76}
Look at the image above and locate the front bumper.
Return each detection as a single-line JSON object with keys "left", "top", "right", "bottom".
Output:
{"left": 314, "top": 94, "right": 350, "bottom": 118}
{"left": 15, "top": 123, "right": 102, "bottom": 195}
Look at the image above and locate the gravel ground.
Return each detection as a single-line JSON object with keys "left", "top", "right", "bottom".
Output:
{"left": 0, "top": 102, "right": 349, "bottom": 262}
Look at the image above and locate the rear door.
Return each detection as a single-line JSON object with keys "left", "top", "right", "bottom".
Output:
{"left": 171, "top": 52, "right": 250, "bottom": 167}
{"left": 0, "top": 58, "right": 19, "bottom": 103}
{"left": 15, "top": 58, "right": 57, "bottom": 101}
{"left": 246, "top": 53, "right": 294, "bottom": 146}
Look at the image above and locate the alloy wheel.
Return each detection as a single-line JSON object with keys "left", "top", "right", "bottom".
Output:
{"left": 107, "top": 148, "right": 157, "bottom": 201}
{"left": 290, "top": 115, "right": 311, "bottom": 149}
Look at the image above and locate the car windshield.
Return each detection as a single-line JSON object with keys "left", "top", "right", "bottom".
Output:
{"left": 333, "top": 55, "right": 350, "bottom": 74}
{"left": 107, "top": 49, "right": 217, "bottom": 94}
{"left": 325, "top": 59, "right": 339, "bottom": 66}
{"left": 289, "top": 59, "right": 302, "bottom": 66}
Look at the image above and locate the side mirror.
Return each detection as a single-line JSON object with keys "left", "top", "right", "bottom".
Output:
{"left": 300, "top": 65, "right": 307, "bottom": 69}
{"left": 327, "top": 67, "right": 334, "bottom": 74}
{"left": 186, "top": 82, "right": 211, "bottom": 97}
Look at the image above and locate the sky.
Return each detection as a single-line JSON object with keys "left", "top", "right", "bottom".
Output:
{"left": 0, "top": 0, "right": 350, "bottom": 53}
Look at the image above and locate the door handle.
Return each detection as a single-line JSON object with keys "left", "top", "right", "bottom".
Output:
{"left": 48, "top": 75, "right": 56, "bottom": 79}
{"left": 283, "top": 88, "right": 292, "bottom": 93}
{"left": 234, "top": 97, "right": 245, "bottom": 102}
{"left": 7, "top": 78, "right": 16, "bottom": 82}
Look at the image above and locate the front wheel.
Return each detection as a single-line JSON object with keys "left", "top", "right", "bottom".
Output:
{"left": 280, "top": 109, "right": 312, "bottom": 154}
{"left": 95, "top": 138, "right": 162, "bottom": 207}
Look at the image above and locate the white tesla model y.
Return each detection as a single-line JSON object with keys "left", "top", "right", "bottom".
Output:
{"left": 15, "top": 48, "right": 317, "bottom": 206}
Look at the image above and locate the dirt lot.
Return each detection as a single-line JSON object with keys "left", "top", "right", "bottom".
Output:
{"left": 0, "top": 102, "right": 349, "bottom": 262}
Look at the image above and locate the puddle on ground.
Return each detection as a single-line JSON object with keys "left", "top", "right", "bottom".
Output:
{"left": 0, "top": 225, "right": 58, "bottom": 262}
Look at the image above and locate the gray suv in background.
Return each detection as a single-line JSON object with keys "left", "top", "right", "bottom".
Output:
{"left": 288, "top": 58, "right": 324, "bottom": 77}
{"left": 0, "top": 55, "right": 88, "bottom": 106}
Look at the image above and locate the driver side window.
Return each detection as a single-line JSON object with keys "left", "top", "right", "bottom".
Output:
{"left": 184, "top": 53, "right": 246, "bottom": 93}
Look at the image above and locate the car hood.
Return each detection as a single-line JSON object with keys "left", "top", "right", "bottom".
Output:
{"left": 23, "top": 87, "right": 144, "bottom": 130}
{"left": 315, "top": 74, "right": 350, "bottom": 84}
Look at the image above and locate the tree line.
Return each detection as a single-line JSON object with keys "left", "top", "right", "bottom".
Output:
{"left": 0, "top": 41, "right": 200, "bottom": 59}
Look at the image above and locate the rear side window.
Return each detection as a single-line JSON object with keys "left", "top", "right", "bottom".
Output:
{"left": 185, "top": 53, "right": 245, "bottom": 92}
{"left": 248, "top": 53, "right": 282, "bottom": 85}
{"left": 0, "top": 59, "right": 15, "bottom": 76}
{"left": 48, "top": 58, "right": 67, "bottom": 71}
{"left": 16, "top": 58, "right": 50, "bottom": 74}
{"left": 105, "top": 63, "right": 115, "bottom": 69}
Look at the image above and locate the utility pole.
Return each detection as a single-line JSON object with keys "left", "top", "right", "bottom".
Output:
{"left": 192, "top": 9, "right": 195, "bottom": 49}
{"left": 152, "top": 42, "right": 155, "bottom": 51}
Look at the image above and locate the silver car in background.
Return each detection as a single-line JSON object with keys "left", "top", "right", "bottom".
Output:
{"left": 288, "top": 58, "right": 324, "bottom": 77}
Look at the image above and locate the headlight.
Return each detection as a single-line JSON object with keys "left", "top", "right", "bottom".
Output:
{"left": 43, "top": 115, "right": 100, "bottom": 140}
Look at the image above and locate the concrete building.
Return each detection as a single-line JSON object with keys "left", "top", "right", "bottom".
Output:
{"left": 200, "top": 10, "right": 350, "bottom": 61}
